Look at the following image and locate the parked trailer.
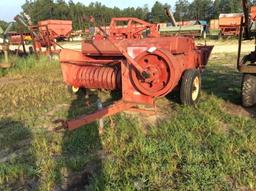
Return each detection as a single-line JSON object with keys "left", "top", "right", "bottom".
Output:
{"left": 56, "top": 17, "right": 213, "bottom": 131}
{"left": 219, "top": 13, "right": 243, "bottom": 37}
{"left": 38, "top": 20, "right": 72, "bottom": 40}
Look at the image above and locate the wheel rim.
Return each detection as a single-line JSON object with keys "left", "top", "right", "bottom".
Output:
{"left": 72, "top": 86, "right": 79, "bottom": 93}
{"left": 192, "top": 76, "right": 200, "bottom": 101}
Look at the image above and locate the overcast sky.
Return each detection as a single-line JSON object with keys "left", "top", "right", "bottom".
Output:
{"left": 0, "top": 0, "right": 176, "bottom": 22}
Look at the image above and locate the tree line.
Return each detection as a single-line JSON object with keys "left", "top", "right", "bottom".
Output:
{"left": 0, "top": 0, "right": 256, "bottom": 31}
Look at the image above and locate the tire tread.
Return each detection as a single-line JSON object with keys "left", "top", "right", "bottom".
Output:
{"left": 242, "top": 74, "right": 256, "bottom": 107}
{"left": 180, "top": 69, "right": 201, "bottom": 105}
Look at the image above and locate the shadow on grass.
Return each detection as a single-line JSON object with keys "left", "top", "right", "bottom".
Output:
{"left": 59, "top": 91, "right": 104, "bottom": 191}
{"left": 164, "top": 67, "right": 242, "bottom": 105}
{"left": 0, "top": 118, "right": 37, "bottom": 190}
{"left": 202, "top": 66, "right": 256, "bottom": 116}
{"left": 202, "top": 67, "right": 241, "bottom": 104}
{"left": 165, "top": 65, "right": 256, "bottom": 116}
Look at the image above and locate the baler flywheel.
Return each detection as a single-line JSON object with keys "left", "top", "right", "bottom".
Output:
{"left": 130, "top": 49, "right": 174, "bottom": 97}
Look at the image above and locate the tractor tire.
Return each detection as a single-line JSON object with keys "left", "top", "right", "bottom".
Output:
{"left": 241, "top": 74, "right": 256, "bottom": 107}
{"left": 180, "top": 69, "right": 201, "bottom": 105}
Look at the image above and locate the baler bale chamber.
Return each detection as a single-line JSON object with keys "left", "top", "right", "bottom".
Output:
{"left": 59, "top": 17, "right": 213, "bottom": 131}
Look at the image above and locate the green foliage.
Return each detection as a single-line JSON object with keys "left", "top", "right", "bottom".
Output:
{"left": 18, "top": 0, "right": 248, "bottom": 31}
{"left": 174, "top": 0, "right": 191, "bottom": 21}
{"left": 189, "top": 0, "right": 214, "bottom": 20}
{"left": 174, "top": 0, "right": 243, "bottom": 21}
{"left": 151, "top": 1, "right": 171, "bottom": 22}
{"left": 0, "top": 20, "right": 8, "bottom": 33}
{"left": 21, "top": 1, "right": 152, "bottom": 30}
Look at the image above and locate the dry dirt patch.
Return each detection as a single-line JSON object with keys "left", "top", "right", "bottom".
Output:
{"left": 221, "top": 101, "right": 256, "bottom": 118}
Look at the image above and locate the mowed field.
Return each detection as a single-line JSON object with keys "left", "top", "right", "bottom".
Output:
{"left": 0, "top": 40, "right": 255, "bottom": 191}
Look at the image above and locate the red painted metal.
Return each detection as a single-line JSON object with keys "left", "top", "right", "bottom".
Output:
{"left": 8, "top": 32, "right": 32, "bottom": 45}
{"left": 130, "top": 49, "right": 174, "bottom": 97}
{"left": 59, "top": 17, "right": 213, "bottom": 131}
{"left": 28, "top": 21, "right": 71, "bottom": 55}
{"left": 219, "top": 14, "right": 243, "bottom": 36}
{"left": 65, "top": 101, "right": 136, "bottom": 131}
{"left": 251, "top": 6, "right": 256, "bottom": 21}
{"left": 14, "top": 16, "right": 72, "bottom": 55}
{"left": 62, "top": 64, "right": 121, "bottom": 90}
{"left": 38, "top": 20, "right": 72, "bottom": 39}
{"left": 90, "top": 17, "right": 159, "bottom": 40}
{"left": 107, "top": 17, "right": 159, "bottom": 40}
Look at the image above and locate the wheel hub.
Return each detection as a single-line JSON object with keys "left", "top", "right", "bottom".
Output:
{"left": 192, "top": 76, "right": 200, "bottom": 101}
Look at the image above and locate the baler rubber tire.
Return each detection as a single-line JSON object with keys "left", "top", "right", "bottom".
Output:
{"left": 180, "top": 69, "right": 201, "bottom": 105}
{"left": 241, "top": 74, "right": 256, "bottom": 107}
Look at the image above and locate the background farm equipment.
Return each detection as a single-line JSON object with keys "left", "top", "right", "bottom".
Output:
{"left": 209, "top": 19, "right": 219, "bottom": 31}
{"left": 160, "top": 24, "right": 206, "bottom": 38}
{"left": 14, "top": 14, "right": 72, "bottom": 55}
{"left": 238, "top": 1, "right": 256, "bottom": 107}
{"left": 209, "top": 19, "right": 221, "bottom": 38}
{"left": 89, "top": 17, "right": 159, "bottom": 40}
{"left": 0, "top": 19, "right": 34, "bottom": 60}
{"left": 7, "top": 32, "right": 32, "bottom": 45}
{"left": 219, "top": 13, "right": 243, "bottom": 37}
{"left": 58, "top": 17, "right": 213, "bottom": 131}
{"left": 38, "top": 20, "right": 72, "bottom": 41}
{"left": 159, "top": 8, "right": 207, "bottom": 38}
{"left": 69, "top": 30, "right": 84, "bottom": 41}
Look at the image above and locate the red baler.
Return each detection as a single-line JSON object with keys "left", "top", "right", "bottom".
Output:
{"left": 59, "top": 18, "right": 213, "bottom": 130}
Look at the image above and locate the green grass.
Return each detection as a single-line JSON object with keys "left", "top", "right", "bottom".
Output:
{"left": 0, "top": 53, "right": 255, "bottom": 190}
